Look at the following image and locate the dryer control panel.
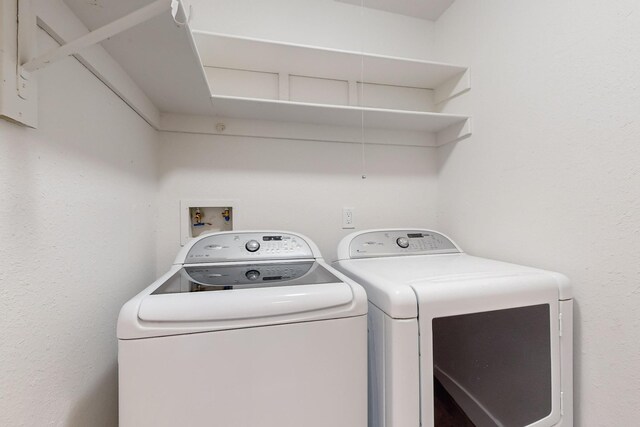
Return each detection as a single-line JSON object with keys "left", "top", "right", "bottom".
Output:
{"left": 348, "top": 229, "right": 459, "bottom": 259}
{"left": 184, "top": 232, "right": 315, "bottom": 264}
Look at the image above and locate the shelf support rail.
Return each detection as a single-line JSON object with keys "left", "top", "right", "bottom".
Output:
{"left": 20, "top": 0, "right": 184, "bottom": 74}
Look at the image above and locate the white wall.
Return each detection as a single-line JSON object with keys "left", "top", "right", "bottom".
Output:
{"left": 0, "top": 32, "right": 158, "bottom": 426}
{"left": 434, "top": 1, "right": 640, "bottom": 425}
{"left": 156, "top": 132, "right": 437, "bottom": 268}
{"left": 187, "top": 0, "right": 435, "bottom": 59}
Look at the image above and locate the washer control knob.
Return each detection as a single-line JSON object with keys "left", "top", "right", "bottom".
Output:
{"left": 396, "top": 237, "right": 410, "bottom": 249}
{"left": 245, "top": 270, "right": 260, "bottom": 281}
{"left": 245, "top": 240, "right": 260, "bottom": 252}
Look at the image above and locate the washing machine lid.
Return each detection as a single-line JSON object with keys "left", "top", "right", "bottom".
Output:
{"left": 119, "top": 231, "right": 367, "bottom": 339}
{"left": 138, "top": 261, "right": 352, "bottom": 322}
{"left": 336, "top": 254, "right": 570, "bottom": 319}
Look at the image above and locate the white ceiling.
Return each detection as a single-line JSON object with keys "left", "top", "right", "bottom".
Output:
{"left": 335, "top": 0, "right": 455, "bottom": 21}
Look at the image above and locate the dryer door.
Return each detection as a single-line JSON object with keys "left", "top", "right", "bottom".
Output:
{"left": 414, "top": 273, "right": 562, "bottom": 427}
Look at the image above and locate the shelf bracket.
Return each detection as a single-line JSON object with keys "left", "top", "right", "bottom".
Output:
{"left": 436, "top": 117, "right": 472, "bottom": 146}
{"left": 348, "top": 80, "right": 358, "bottom": 106}
{"left": 434, "top": 68, "right": 471, "bottom": 106}
{"left": 170, "top": 0, "right": 191, "bottom": 26}
{"left": 19, "top": 0, "right": 175, "bottom": 74}
{"left": 278, "top": 73, "right": 289, "bottom": 101}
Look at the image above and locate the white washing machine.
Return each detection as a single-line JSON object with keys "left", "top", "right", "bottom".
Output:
{"left": 118, "top": 230, "right": 367, "bottom": 427}
{"left": 334, "top": 229, "right": 573, "bottom": 427}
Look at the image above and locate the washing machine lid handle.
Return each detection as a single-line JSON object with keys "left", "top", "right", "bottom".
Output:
{"left": 137, "top": 282, "right": 353, "bottom": 323}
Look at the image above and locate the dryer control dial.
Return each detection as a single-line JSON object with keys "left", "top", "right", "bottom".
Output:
{"left": 245, "top": 240, "right": 260, "bottom": 252}
{"left": 396, "top": 237, "right": 410, "bottom": 248}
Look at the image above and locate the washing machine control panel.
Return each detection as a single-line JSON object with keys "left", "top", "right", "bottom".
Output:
{"left": 349, "top": 230, "right": 459, "bottom": 259}
{"left": 185, "top": 232, "right": 315, "bottom": 263}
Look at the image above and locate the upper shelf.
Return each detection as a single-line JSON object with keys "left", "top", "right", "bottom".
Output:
{"left": 193, "top": 31, "right": 468, "bottom": 90}
{"left": 194, "top": 30, "right": 471, "bottom": 144}
{"left": 63, "top": 0, "right": 213, "bottom": 116}
{"left": 336, "top": 0, "right": 455, "bottom": 21}
{"left": 49, "top": 1, "right": 471, "bottom": 145}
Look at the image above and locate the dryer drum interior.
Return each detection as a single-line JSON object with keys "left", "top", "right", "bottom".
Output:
{"left": 432, "top": 304, "right": 552, "bottom": 427}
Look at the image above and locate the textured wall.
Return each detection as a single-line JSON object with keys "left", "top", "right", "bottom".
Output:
{"left": 434, "top": 1, "right": 640, "bottom": 425}
{"left": 156, "top": 132, "right": 437, "bottom": 268}
{"left": 0, "top": 32, "right": 158, "bottom": 426}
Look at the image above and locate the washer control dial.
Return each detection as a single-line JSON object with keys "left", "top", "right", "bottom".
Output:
{"left": 396, "top": 237, "right": 410, "bottom": 248}
{"left": 245, "top": 240, "right": 260, "bottom": 252}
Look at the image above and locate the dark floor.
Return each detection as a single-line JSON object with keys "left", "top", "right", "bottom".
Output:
{"left": 434, "top": 377, "right": 476, "bottom": 427}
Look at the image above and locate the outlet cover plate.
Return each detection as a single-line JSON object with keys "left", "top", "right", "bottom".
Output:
{"left": 342, "top": 207, "right": 355, "bottom": 229}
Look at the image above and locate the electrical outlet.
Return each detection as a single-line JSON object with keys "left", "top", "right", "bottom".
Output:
{"left": 342, "top": 207, "right": 355, "bottom": 229}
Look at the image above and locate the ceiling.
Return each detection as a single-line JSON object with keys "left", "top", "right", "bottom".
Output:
{"left": 335, "top": 0, "right": 455, "bottom": 21}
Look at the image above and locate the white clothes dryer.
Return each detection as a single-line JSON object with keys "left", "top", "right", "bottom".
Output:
{"left": 334, "top": 229, "right": 573, "bottom": 427}
{"left": 118, "top": 231, "right": 367, "bottom": 427}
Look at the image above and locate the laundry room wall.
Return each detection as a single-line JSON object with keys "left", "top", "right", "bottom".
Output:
{"left": 185, "top": 0, "right": 436, "bottom": 59}
{"left": 433, "top": 1, "right": 640, "bottom": 425}
{"left": 0, "top": 30, "right": 158, "bottom": 426}
{"left": 156, "top": 133, "right": 437, "bottom": 268}
{"left": 155, "top": 0, "right": 440, "bottom": 269}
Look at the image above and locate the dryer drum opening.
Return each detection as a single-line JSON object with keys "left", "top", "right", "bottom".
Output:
{"left": 432, "top": 304, "right": 552, "bottom": 427}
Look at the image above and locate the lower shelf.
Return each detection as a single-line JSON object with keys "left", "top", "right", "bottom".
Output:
{"left": 160, "top": 95, "right": 471, "bottom": 147}
{"left": 210, "top": 95, "right": 470, "bottom": 135}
